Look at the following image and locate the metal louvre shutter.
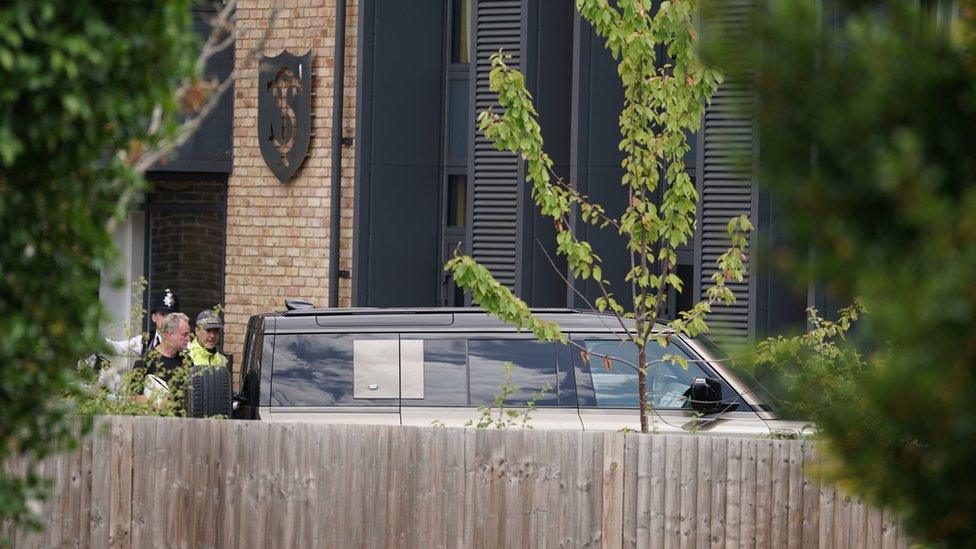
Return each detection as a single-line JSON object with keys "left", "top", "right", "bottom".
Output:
{"left": 470, "top": 0, "right": 523, "bottom": 290}
{"left": 698, "top": 0, "right": 756, "bottom": 342}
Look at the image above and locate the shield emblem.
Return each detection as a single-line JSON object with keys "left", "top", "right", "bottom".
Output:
{"left": 258, "top": 50, "right": 312, "bottom": 183}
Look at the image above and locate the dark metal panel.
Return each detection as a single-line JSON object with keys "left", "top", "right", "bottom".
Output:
{"left": 696, "top": 0, "right": 757, "bottom": 343}
{"left": 569, "top": 13, "right": 631, "bottom": 311}
{"left": 367, "top": 165, "right": 441, "bottom": 306}
{"left": 352, "top": 0, "right": 375, "bottom": 306}
{"left": 470, "top": 0, "right": 524, "bottom": 292}
{"left": 369, "top": 1, "right": 445, "bottom": 166}
{"left": 152, "top": 8, "right": 234, "bottom": 174}
{"left": 355, "top": 0, "right": 446, "bottom": 306}
{"left": 518, "top": 0, "right": 573, "bottom": 307}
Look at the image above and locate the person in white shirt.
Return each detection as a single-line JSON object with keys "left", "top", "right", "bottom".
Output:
{"left": 99, "top": 288, "right": 181, "bottom": 391}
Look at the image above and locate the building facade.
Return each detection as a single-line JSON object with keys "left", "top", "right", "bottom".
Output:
{"left": 102, "top": 0, "right": 820, "bottom": 373}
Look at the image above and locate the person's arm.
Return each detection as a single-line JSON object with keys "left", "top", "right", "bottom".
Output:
{"left": 104, "top": 334, "right": 142, "bottom": 357}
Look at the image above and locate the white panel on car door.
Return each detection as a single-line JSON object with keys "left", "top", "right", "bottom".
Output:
{"left": 353, "top": 339, "right": 399, "bottom": 398}
{"left": 400, "top": 339, "right": 424, "bottom": 399}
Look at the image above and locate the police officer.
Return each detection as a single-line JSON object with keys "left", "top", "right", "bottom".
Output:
{"left": 103, "top": 288, "right": 181, "bottom": 359}
{"left": 188, "top": 309, "right": 229, "bottom": 368}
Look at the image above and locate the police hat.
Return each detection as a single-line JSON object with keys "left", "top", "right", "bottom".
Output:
{"left": 150, "top": 288, "right": 180, "bottom": 315}
{"left": 196, "top": 309, "right": 223, "bottom": 330}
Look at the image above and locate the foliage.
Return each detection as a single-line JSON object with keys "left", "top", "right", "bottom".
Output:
{"left": 0, "top": 0, "right": 199, "bottom": 533}
{"left": 465, "top": 362, "right": 552, "bottom": 430}
{"left": 446, "top": 0, "right": 751, "bottom": 433}
{"left": 704, "top": 0, "right": 976, "bottom": 543}
{"left": 748, "top": 303, "right": 870, "bottom": 426}
{"left": 69, "top": 359, "right": 191, "bottom": 418}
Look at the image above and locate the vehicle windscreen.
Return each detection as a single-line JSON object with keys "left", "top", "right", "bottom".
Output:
{"left": 693, "top": 334, "right": 797, "bottom": 417}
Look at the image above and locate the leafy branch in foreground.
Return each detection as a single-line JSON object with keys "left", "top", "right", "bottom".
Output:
{"left": 447, "top": 0, "right": 749, "bottom": 433}
{"left": 0, "top": 0, "right": 279, "bottom": 535}
{"left": 748, "top": 302, "right": 871, "bottom": 426}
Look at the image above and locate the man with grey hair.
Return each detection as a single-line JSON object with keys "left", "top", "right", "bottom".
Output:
{"left": 138, "top": 312, "right": 192, "bottom": 389}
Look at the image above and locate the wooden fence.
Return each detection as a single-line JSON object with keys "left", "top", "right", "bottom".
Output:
{"left": 2, "top": 416, "right": 906, "bottom": 548}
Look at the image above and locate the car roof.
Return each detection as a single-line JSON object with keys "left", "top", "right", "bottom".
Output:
{"left": 264, "top": 307, "right": 654, "bottom": 333}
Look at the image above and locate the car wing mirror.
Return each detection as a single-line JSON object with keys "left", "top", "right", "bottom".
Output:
{"left": 687, "top": 377, "right": 725, "bottom": 414}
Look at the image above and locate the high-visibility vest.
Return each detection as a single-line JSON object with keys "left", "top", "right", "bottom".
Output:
{"left": 187, "top": 338, "right": 229, "bottom": 368}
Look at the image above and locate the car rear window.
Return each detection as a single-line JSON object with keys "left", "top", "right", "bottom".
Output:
{"left": 270, "top": 334, "right": 399, "bottom": 406}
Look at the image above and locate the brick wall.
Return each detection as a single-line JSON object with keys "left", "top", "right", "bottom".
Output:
{"left": 224, "top": 0, "right": 358, "bottom": 362}
{"left": 147, "top": 177, "right": 227, "bottom": 338}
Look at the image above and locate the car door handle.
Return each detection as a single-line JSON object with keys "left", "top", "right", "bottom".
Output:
{"left": 367, "top": 384, "right": 380, "bottom": 391}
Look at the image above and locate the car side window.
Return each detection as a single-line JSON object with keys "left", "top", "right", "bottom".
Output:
{"left": 400, "top": 337, "right": 468, "bottom": 407}
{"left": 271, "top": 334, "right": 398, "bottom": 406}
{"left": 579, "top": 339, "right": 722, "bottom": 409}
{"left": 468, "top": 339, "right": 559, "bottom": 407}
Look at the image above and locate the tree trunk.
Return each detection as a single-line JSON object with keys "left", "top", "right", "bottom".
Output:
{"left": 638, "top": 346, "right": 649, "bottom": 433}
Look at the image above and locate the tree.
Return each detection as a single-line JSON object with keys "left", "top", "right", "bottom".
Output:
{"left": 446, "top": 0, "right": 751, "bottom": 434}
{"left": 704, "top": 0, "right": 976, "bottom": 543}
{"left": 0, "top": 0, "right": 266, "bottom": 532}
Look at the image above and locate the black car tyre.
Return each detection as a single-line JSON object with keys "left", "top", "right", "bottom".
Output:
{"left": 185, "top": 365, "right": 211, "bottom": 418}
{"left": 209, "top": 367, "right": 233, "bottom": 417}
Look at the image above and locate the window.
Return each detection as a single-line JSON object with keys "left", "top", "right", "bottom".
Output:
{"left": 447, "top": 81, "right": 470, "bottom": 162}
{"left": 401, "top": 338, "right": 468, "bottom": 406}
{"left": 447, "top": 175, "right": 467, "bottom": 228}
{"left": 271, "top": 334, "right": 398, "bottom": 406}
{"left": 580, "top": 339, "right": 719, "bottom": 409}
{"left": 450, "top": 0, "right": 471, "bottom": 63}
{"left": 468, "top": 340, "right": 558, "bottom": 406}
{"left": 441, "top": 0, "right": 472, "bottom": 306}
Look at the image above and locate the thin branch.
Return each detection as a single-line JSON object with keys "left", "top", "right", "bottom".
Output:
{"left": 547, "top": 167, "right": 622, "bottom": 231}
{"left": 108, "top": 1, "right": 283, "bottom": 233}
{"left": 534, "top": 237, "right": 637, "bottom": 346}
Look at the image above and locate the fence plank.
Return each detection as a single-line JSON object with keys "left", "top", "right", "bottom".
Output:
{"left": 834, "top": 488, "right": 852, "bottom": 549}
{"left": 819, "top": 483, "right": 837, "bottom": 549}
{"left": 64, "top": 425, "right": 85, "bottom": 548}
{"left": 560, "top": 429, "right": 581, "bottom": 547}
{"left": 602, "top": 432, "right": 625, "bottom": 549}
{"left": 129, "top": 416, "right": 155, "bottom": 548}
{"left": 678, "top": 435, "right": 697, "bottom": 549}
{"left": 205, "top": 419, "right": 224, "bottom": 549}
{"left": 580, "top": 431, "right": 601, "bottom": 547}
{"left": 239, "top": 421, "right": 268, "bottom": 548}
{"left": 88, "top": 417, "right": 111, "bottom": 547}
{"left": 79, "top": 420, "right": 95, "bottom": 549}
{"left": 881, "top": 507, "right": 900, "bottom": 549}
{"left": 108, "top": 416, "right": 133, "bottom": 549}
{"left": 770, "top": 440, "right": 790, "bottom": 548}
{"left": 724, "top": 437, "right": 743, "bottom": 548}
{"left": 800, "top": 442, "right": 819, "bottom": 548}
{"left": 621, "top": 433, "right": 639, "bottom": 548}
{"left": 731, "top": 437, "right": 748, "bottom": 547}
{"left": 786, "top": 440, "right": 803, "bottom": 548}
{"left": 866, "top": 505, "right": 884, "bottom": 549}
{"left": 461, "top": 425, "right": 477, "bottom": 548}
{"left": 708, "top": 436, "right": 728, "bottom": 549}
{"left": 294, "top": 423, "right": 317, "bottom": 549}
{"left": 274, "top": 422, "right": 297, "bottom": 549}
{"left": 695, "top": 436, "right": 713, "bottom": 549}
{"left": 50, "top": 450, "right": 68, "bottom": 548}
{"left": 646, "top": 435, "right": 664, "bottom": 548}
{"left": 319, "top": 422, "right": 343, "bottom": 549}
{"left": 754, "top": 440, "right": 773, "bottom": 548}
{"left": 220, "top": 421, "right": 244, "bottom": 548}
{"left": 540, "top": 430, "right": 559, "bottom": 549}
{"left": 663, "top": 436, "right": 682, "bottom": 546}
